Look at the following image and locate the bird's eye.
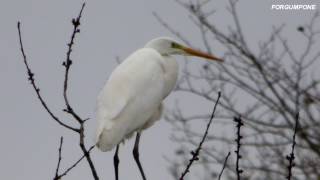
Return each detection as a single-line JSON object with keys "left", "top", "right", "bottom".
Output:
{"left": 171, "top": 42, "right": 179, "bottom": 48}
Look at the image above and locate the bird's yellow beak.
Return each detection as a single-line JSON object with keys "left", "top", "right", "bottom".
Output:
{"left": 181, "top": 46, "right": 223, "bottom": 62}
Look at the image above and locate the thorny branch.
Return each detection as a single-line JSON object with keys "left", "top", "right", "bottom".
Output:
{"left": 17, "top": 3, "right": 99, "bottom": 180}
{"left": 234, "top": 116, "right": 244, "bottom": 180}
{"left": 179, "top": 92, "right": 221, "bottom": 180}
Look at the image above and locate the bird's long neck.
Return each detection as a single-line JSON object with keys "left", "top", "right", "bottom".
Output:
{"left": 160, "top": 55, "right": 179, "bottom": 98}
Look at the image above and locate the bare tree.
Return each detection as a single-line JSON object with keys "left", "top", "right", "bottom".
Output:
{"left": 157, "top": 1, "right": 320, "bottom": 179}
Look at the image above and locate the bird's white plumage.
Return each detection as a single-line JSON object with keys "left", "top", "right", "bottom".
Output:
{"left": 96, "top": 38, "right": 179, "bottom": 151}
{"left": 95, "top": 37, "right": 221, "bottom": 152}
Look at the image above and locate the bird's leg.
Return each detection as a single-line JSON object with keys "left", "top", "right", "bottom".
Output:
{"left": 114, "top": 144, "right": 120, "bottom": 180}
{"left": 133, "top": 132, "right": 146, "bottom": 180}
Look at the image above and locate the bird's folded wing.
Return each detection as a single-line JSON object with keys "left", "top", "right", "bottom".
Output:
{"left": 96, "top": 48, "right": 165, "bottom": 127}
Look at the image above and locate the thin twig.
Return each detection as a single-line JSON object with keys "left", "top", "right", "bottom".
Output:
{"left": 234, "top": 116, "right": 244, "bottom": 180}
{"left": 286, "top": 113, "right": 299, "bottom": 180}
{"left": 62, "top": 2, "right": 86, "bottom": 123}
{"left": 57, "top": 145, "right": 95, "bottom": 179}
{"left": 179, "top": 92, "right": 221, "bottom": 180}
{"left": 218, "top": 152, "right": 231, "bottom": 180}
{"left": 54, "top": 137, "right": 64, "bottom": 180}
{"left": 17, "top": 22, "right": 79, "bottom": 133}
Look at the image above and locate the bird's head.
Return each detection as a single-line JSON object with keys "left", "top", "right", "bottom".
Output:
{"left": 145, "top": 37, "right": 223, "bottom": 62}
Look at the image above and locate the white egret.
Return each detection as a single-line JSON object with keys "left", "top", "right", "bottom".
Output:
{"left": 95, "top": 37, "right": 222, "bottom": 180}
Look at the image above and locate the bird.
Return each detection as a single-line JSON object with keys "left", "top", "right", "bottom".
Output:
{"left": 95, "top": 37, "right": 223, "bottom": 180}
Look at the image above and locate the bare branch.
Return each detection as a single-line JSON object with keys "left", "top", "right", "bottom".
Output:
{"left": 60, "top": 3, "right": 99, "bottom": 178}
{"left": 286, "top": 113, "right": 299, "bottom": 180}
{"left": 17, "top": 22, "right": 79, "bottom": 133}
{"left": 18, "top": 3, "right": 99, "bottom": 179}
{"left": 54, "top": 137, "right": 64, "bottom": 180}
{"left": 179, "top": 92, "right": 221, "bottom": 180}
{"left": 57, "top": 145, "right": 95, "bottom": 179}
{"left": 62, "top": 2, "right": 86, "bottom": 123}
{"left": 218, "top": 152, "right": 231, "bottom": 180}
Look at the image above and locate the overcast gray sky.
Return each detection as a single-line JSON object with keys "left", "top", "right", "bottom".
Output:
{"left": 1, "top": 0, "right": 319, "bottom": 180}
